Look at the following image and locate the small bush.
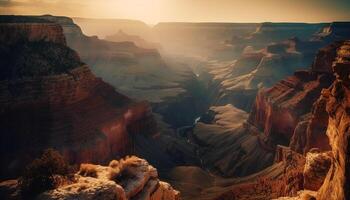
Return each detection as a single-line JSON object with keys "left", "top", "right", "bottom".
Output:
{"left": 78, "top": 164, "right": 98, "bottom": 178}
{"left": 19, "top": 148, "right": 71, "bottom": 198}
{"left": 108, "top": 160, "right": 120, "bottom": 169}
{"left": 108, "top": 156, "right": 140, "bottom": 183}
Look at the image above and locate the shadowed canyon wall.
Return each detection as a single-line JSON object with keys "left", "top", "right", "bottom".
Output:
{"left": 0, "top": 17, "right": 157, "bottom": 179}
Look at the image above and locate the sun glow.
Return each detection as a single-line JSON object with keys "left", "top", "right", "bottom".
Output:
{"left": 1, "top": 0, "right": 350, "bottom": 23}
{"left": 104, "top": 0, "right": 164, "bottom": 24}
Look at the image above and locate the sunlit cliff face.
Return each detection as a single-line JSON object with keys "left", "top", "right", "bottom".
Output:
{"left": 1, "top": 0, "right": 350, "bottom": 24}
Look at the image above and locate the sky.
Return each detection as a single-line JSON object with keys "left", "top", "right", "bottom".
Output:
{"left": 1, "top": 0, "right": 350, "bottom": 24}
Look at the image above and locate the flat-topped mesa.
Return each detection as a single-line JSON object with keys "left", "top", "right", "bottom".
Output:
{"left": 314, "top": 22, "right": 350, "bottom": 42}
{"left": 249, "top": 22, "right": 326, "bottom": 44}
{"left": 248, "top": 42, "right": 338, "bottom": 148}
{"left": 0, "top": 18, "right": 157, "bottom": 179}
{"left": 38, "top": 15, "right": 84, "bottom": 38}
{"left": 0, "top": 16, "right": 66, "bottom": 45}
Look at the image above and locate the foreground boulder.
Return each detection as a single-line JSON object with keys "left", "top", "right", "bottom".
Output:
{"left": 303, "top": 150, "right": 332, "bottom": 191}
{"left": 37, "top": 157, "right": 180, "bottom": 200}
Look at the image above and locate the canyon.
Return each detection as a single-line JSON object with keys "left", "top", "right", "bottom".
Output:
{"left": 0, "top": 16, "right": 157, "bottom": 181}
{"left": 1, "top": 14, "right": 350, "bottom": 200}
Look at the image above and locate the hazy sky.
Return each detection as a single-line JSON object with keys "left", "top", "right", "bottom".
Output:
{"left": 1, "top": 0, "right": 350, "bottom": 24}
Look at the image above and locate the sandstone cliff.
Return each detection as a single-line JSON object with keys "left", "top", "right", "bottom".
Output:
{"left": 0, "top": 16, "right": 157, "bottom": 179}
{"left": 258, "top": 40, "right": 350, "bottom": 200}
{"left": 317, "top": 40, "right": 350, "bottom": 200}
{"left": 210, "top": 37, "right": 325, "bottom": 112}
{"left": 248, "top": 42, "right": 339, "bottom": 150}
{"left": 0, "top": 16, "right": 66, "bottom": 45}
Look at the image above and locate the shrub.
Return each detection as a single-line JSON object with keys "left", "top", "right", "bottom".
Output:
{"left": 19, "top": 148, "right": 71, "bottom": 198}
{"left": 108, "top": 156, "right": 140, "bottom": 183}
{"left": 78, "top": 164, "right": 98, "bottom": 178}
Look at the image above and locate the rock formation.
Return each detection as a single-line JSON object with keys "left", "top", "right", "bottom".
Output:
{"left": 317, "top": 40, "right": 350, "bottom": 200}
{"left": 313, "top": 22, "right": 350, "bottom": 43}
{"left": 105, "top": 30, "right": 160, "bottom": 49}
{"left": 247, "top": 23, "right": 326, "bottom": 46}
{"left": 0, "top": 16, "right": 66, "bottom": 45}
{"left": 0, "top": 16, "right": 157, "bottom": 179}
{"left": 259, "top": 40, "right": 350, "bottom": 200}
{"left": 248, "top": 42, "right": 340, "bottom": 150}
{"left": 37, "top": 157, "right": 179, "bottom": 200}
{"left": 303, "top": 150, "right": 332, "bottom": 191}
{"left": 188, "top": 105, "right": 275, "bottom": 177}
{"left": 0, "top": 157, "right": 180, "bottom": 200}
{"left": 211, "top": 37, "right": 325, "bottom": 111}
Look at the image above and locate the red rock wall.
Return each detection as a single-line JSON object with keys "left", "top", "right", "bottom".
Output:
{"left": 248, "top": 71, "right": 333, "bottom": 146}
{"left": 248, "top": 43, "right": 340, "bottom": 148}
{"left": 0, "top": 23, "right": 66, "bottom": 45}
{"left": 290, "top": 92, "right": 332, "bottom": 154}
{"left": 0, "top": 65, "right": 157, "bottom": 179}
{"left": 317, "top": 41, "right": 350, "bottom": 200}
{"left": 311, "top": 42, "right": 341, "bottom": 73}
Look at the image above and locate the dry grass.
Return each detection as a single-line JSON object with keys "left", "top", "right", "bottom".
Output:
{"left": 78, "top": 163, "right": 98, "bottom": 178}
{"left": 108, "top": 156, "right": 140, "bottom": 182}
{"left": 19, "top": 148, "right": 72, "bottom": 198}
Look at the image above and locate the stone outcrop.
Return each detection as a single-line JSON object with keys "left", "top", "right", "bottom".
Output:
{"left": 190, "top": 105, "right": 275, "bottom": 177}
{"left": 303, "top": 151, "right": 332, "bottom": 191}
{"left": 250, "top": 23, "right": 326, "bottom": 44}
{"left": 290, "top": 93, "right": 332, "bottom": 154}
{"left": 273, "top": 190, "right": 317, "bottom": 200}
{"left": 311, "top": 42, "right": 342, "bottom": 73}
{"left": 248, "top": 42, "right": 339, "bottom": 149}
{"left": 248, "top": 71, "right": 333, "bottom": 146}
{"left": 317, "top": 41, "right": 350, "bottom": 200}
{"left": 211, "top": 38, "right": 325, "bottom": 112}
{"left": 0, "top": 16, "right": 157, "bottom": 179}
{"left": 37, "top": 157, "right": 179, "bottom": 200}
{"left": 313, "top": 22, "right": 350, "bottom": 42}
{"left": 268, "top": 40, "right": 350, "bottom": 200}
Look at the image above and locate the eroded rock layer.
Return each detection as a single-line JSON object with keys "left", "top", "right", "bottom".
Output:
{"left": 317, "top": 40, "right": 350, "bottom": 200}
{"left": 0, "top": 17, "right": 157, "bottom": 179}
{"left": 248, "top": 42, "right": 341, "bottom": 149}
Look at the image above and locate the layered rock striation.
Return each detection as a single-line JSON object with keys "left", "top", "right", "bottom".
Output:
{"left": 0, "top": 16, "right": 157, "bottom": 179}
{"left": 317, "top": 40, "right": 350, "bottom": 200}
{"left": 0, "top": 16, "right": 66, "bottom": 45}
{"left": 248, "top": 42, "right": 341, "bottom": 150}
{"left": 256, "top": 40, "right": 350, "bottom": 200}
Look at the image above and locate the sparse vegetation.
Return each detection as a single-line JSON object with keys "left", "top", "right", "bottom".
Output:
{"left": 108, "top": 156, "right": 140, "bottom": 184}
{"left": 78, "top": 163, "right": 98, "bottom": 178}
{"left": 19, "top": 148, "right": 72, "bottom": 198}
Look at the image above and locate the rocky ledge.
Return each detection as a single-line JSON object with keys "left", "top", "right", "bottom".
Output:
{"left": 38, "top": 157, "right": 179, "bottom": 200}
{"left": 0, "top": 157, "right": 180, "bottom": 200}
